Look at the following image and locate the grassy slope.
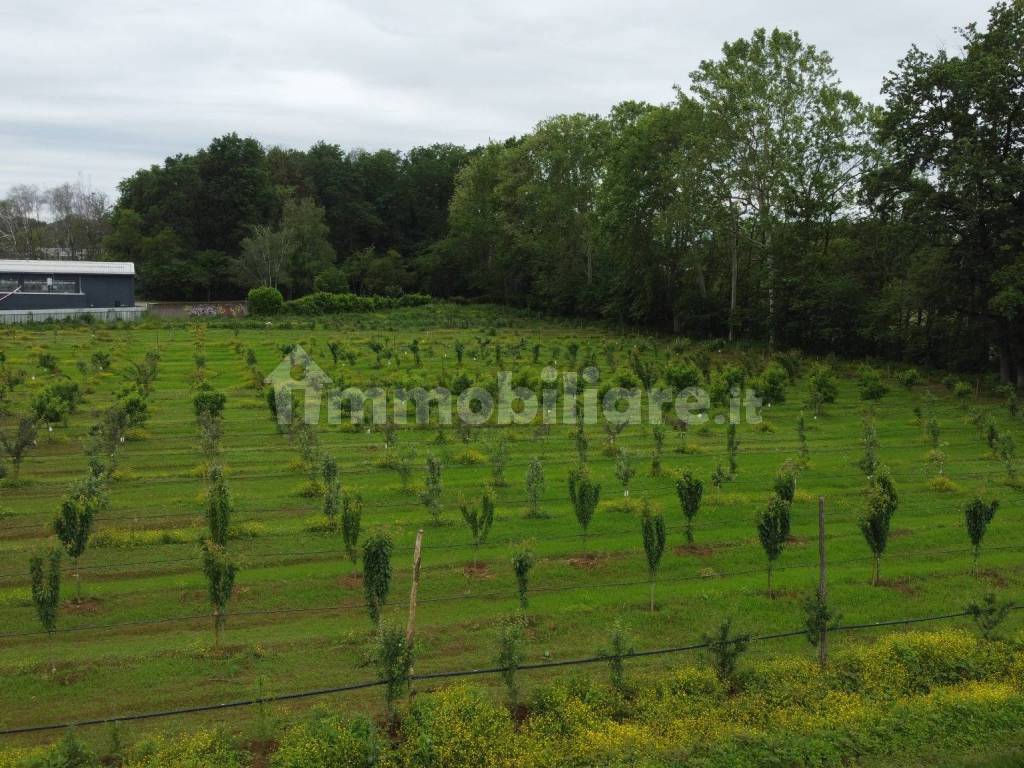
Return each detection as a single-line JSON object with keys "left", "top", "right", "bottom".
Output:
{"left": 0, "top": 304, "right": 1021, "bottom": 752}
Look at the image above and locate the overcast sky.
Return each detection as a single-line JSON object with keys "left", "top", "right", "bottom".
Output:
{"left": 0, "top": 0, "right": 994, "bottom": 200}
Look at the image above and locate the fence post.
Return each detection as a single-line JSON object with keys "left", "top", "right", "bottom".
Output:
{"left": 817, "top": 496, "right": 827, "bottom": 668}
{"left": 406, "top": 529, "right": 424, "bottom": 648}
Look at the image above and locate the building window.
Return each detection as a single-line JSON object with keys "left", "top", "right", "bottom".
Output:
{"left": 50, "top": 279, "right": 78, "bottom": 293}
{"left": 0, "top": 278, "right": 18, "bottom": 292}
{"left": 18, "top": 277, "right": 80, "bottom": 293}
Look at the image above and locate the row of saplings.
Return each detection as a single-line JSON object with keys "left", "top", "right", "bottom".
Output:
{"left": 25, "top": 352, "right": 160, "bottom": 673}
{"left": 22, "top": 377, "right": 1010, "bottom": 714}
{"left": 26, "top": 399, "right": 1009, "bottom": 671}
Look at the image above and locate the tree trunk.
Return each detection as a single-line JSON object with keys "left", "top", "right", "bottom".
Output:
{"left": 767, "top": 562, "right": 774, "bottom": 598}
{"left": 728, "top": 226, "right": 739, "bottom": 342}
{"left": 650, "top": 578, "right": 655, "bottom": 613}
{"left": 686, "top": 522, "right": 694, "bottom": 546}
{"left": 872, "top": 555, "right": 880, "bottom": 586}
{"left": 999, "top": 343, "right": 1011, "bottom": 384}
{"left": 74, "top": 558, "right": 81, "bottom": 603}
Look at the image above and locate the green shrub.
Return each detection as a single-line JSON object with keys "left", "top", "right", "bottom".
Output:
{"left": 272, "top": 713, "right": 382, "bottom": 768}
{"left": 397, "top": 685, "right": 517, "bottom": 768}
{"left": 806, "top": 364, "right": 838, "bottom": 414}
{"left": 285, "top": 292, "right": 431, "bottom": 316}
{"left": 752, "top": 362, "right": 788, "bottom": 405}
{"left": 124, "top": 729, "right": 245, "bottom": 768}
{"left": 30, "top": 731, "right": 97, "bottom": 768}
{"left": 663, "top": 361, "right": 702, "bottom": 391}
{"left": 248, "top": 286, "right": 284, "bottom": 316}
{"left": 897, "top": 368, "right": 920, "bottom": 388}
{"left": 954, "top": 380, "right": 974, "bottom": 408}
{"left": 192, "top": 389, "right": 226, "bottom": 421}
{"left": 313, "top": 266, "right": 350, "bottom": 294}
{"left": 857, "top": 366, "right": 888, "bottom": 400}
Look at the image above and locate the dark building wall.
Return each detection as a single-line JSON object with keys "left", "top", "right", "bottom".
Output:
{"left": 0, "top": 274, "right": 134, "bottom": 311}
{"left": 80, "top": 275, "right": 135, "bottom": 308}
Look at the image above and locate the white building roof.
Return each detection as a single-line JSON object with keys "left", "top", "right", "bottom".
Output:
{"left": 0, "top": 259, "right": 135, "bottom": 277}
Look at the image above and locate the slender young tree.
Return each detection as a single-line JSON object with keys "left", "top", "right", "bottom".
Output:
{"left": 525, "top": 457, "right": 545, "bottom": 518}
{"left": 201, "top": 466, "right": 236, "bottom": 648}
{"left": 496, "top": 616, "right": 525, "bottom": 710}
{"left": 615, "top": 449, "right": 635, "bottom": 497}
{"left": 756, "top": 495, "right": 790, "bottom": 597}
{"left": 859, "top": 472, "right": 898, "bottom": 585}
{"left": 568, "top": 465, "right": 601, "bottom": 549}
{"left": 391, "top": 445, "right": 415, "bottom": 492}
{"left": 859, "top": 411, "right": 880, "bottom": 476}
{"left": 202, "top": 542, "right": 237, "bottom": 650}
{"left": 205, "top": 466, "right": 232, "bottom": 548}
{"left": 53, "top": 472, "right": 108, "bottom": 602}
{"left": 489, "top": 436, "right": 510, "bottom": 487}
{"left": 512, "top": 544, "right": 535, "bottom": 619}
{"left": 419, "top": 456, "right": 444, "bottom": 525}
{"left": 641, "top": 504, "right": 666, "bottom": 612}
{"left": 606, "top": 619, "right": 633, "bottom": 697}
{"left": 573, "top": 412, "right": 589, "bottom": 465}
{"left": 773, "top": 465, "right": 797, "bottom": 504}
{"left": 460, "top": 491, "right": 495, "bottom": 568}
{"left": 726, "top": 423, "right": 739, "bottom": 478}
{"left": 650, "top": 424, "right": 666, "bottom": 476}
{"left": 703, "top": 618, "right": 750, "bottom": 693}
{"left": 964, "top": 497, "right": 1000, "bottom": 575}
{"left": 362, "top": 532, "right": 393, "bottom": 625}
{"left": 341, "top": 492, "right": 363, "bottom": 569}
{"left": 30, "top": 548, "right": 61, "bottom": 675}
{"left": 797, "top": 414, "right": 809, "bottom": 465}
{"left": 0, "top": 415, "right": 37, "bottom": 479}
{"left": 373, "top": 621, "right": 413, "bottom": 725}
{"left": 321, "top": 456, "right": 342, "bottom": 528}
{"left": 675, "top": 472, "right": 704, "bottom": 544}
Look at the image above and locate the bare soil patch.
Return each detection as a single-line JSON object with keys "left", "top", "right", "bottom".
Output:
{"left": 63, "top": 597, "right": 103, "bottom": 614}
{"left": 462, "top": 562, "right": 493, "bottom": 579}
{"left": 673, "top": 543, "right": 715, "bottom": 558}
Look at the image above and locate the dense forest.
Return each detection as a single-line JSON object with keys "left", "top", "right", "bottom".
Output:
{"left": 1, "top": 2, "right": 1022, "bottom": 380}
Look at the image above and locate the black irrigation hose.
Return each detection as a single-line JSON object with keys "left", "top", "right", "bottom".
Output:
{"left": 0, "top": 608, "right": 1000, "bottom": 737}
{"left": 1, "top": 542, "right": 1018, "bottom": 640}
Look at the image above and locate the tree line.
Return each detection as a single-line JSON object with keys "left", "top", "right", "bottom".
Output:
{"left": 2, "top": 3, "right": 1021, "bottom": 381}
{"left": 102, "top": 139, "right": 470, "bottom": 300}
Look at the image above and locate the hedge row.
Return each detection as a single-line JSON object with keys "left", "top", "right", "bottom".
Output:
{"left": 248, "top": 287, "right": 432, "bottom": 317}
{"left": 285, "top": 292, "right": 432, "bottom": 315}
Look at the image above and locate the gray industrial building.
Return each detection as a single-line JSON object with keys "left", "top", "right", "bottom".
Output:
{"left": 0, "top": 259, "right": 140, "bottom": 323}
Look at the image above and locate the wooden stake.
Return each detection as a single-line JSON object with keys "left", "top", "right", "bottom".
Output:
{"left": 817, "top": 496, "right": 827, "bottom": 668}
{"left": 406, "top": 529, "right": 424, "bottom": 648}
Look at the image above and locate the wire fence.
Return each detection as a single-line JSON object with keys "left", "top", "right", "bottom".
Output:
{"left": 1, "top": 542, "right": 1018, "bottom": 640}
{"left": 1, "top": 605, "right": 1010, "bottom": 737}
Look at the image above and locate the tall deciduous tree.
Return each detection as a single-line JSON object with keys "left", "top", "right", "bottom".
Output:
{"left": 872, "top": 2, "right": 1024, "bottom": 379}
{"left": 690, "top": 27, "right": 872, "bottom": 350}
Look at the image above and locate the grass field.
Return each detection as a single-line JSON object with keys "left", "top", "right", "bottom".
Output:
{"left": 0, "top": 303, "right": 1022, "bottom": 759}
